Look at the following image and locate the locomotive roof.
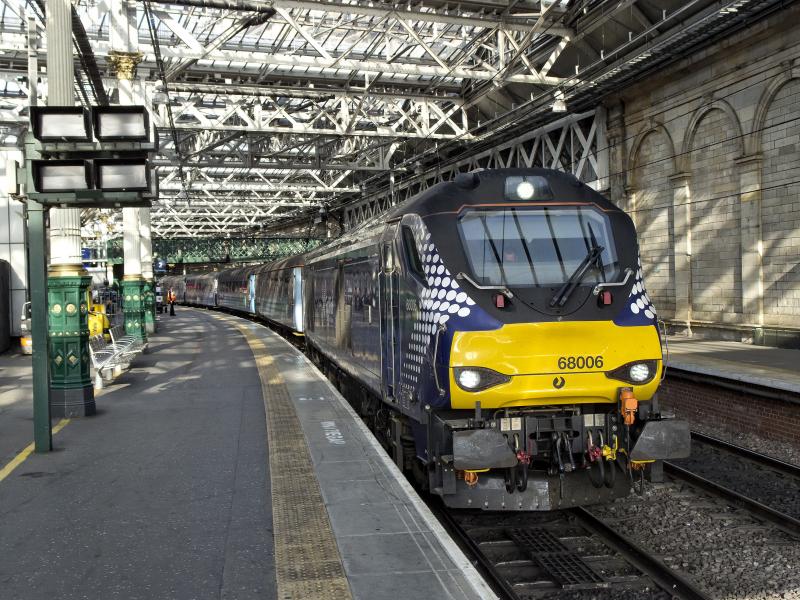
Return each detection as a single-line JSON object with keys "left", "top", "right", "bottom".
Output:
{"left": 299, "top": 168, "right": 622, "bottom": 265}
{"left": 386, "top": 168, "right": 620, "bottom": 220}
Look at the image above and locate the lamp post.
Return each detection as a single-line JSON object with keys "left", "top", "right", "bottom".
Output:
{"left": 24, "top": 104, "right": 156, "bottom": 436}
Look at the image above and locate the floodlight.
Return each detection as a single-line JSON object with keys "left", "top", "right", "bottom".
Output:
{"left": 31, "top": 160, "right": 91, "bottom": 192}
{"left": 94, "top": 158, "right": 150, "bottom": 191}
{"left": 552, "top": 90, "right": 567, "bottom": 113}
{"left": 91, "top": 105, "right": 150, "bottom": 141}
{"left": 30, "top": 106, "right": 91, "bottom": 142}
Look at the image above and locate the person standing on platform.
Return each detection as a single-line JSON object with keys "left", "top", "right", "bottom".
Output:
{"left": 168, "top": 288, "right": 176, "bottom": 316}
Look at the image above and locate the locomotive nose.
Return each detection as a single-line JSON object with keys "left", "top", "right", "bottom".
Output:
{"left": 448, "top": 321, "right": 663, "bottom": 409}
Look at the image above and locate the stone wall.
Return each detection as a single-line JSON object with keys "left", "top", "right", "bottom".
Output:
{"left": 606, "top": 5, "right": 800, "bottom": 340}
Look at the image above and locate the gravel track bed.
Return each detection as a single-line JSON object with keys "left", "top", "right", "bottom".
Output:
{"left": 669, "top": 407, "right": 800, "bottom": 466}
{"left": 591, "top": 482, "right": 800, "bottom": 600}
{"left": 672, "top": 441, "right": 800, "bottom": 520}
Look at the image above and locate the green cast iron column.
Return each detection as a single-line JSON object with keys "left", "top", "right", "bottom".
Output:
{"left": 142, "top": 278, "right": 156, "bottom": 334}
{"left": 46, "top": 0, "right": 94, "bottom": 418}
{"left": 122, "top": 276, "right": 147, "bottom": 341}
{"left": 48, "top": 270, "right": 95, "bottom": 417}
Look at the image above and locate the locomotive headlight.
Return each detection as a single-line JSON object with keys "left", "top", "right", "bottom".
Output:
{"left": 629, "top": 363, "right": 651, "bottom": 382}
{"left": 516, "top": 180, "right": 535, "bottom": 200}
{"left": 454, "top": 367, "right": 511, "bottom": 392}
{"left": 504, "top": 176, "right": 553, "bottom": 201}
{"left": 606, "top": 360, "right": 657, "bottom": 385}
{"left": 457, "top": 369, "right": 482, "bottom": 390}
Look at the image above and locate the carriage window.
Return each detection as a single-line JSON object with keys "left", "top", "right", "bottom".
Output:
{"left": 458, "top": 207, "right": 619, "bottom": 287}
{"left": 402, "top": 226, "right": 425, "bottom": 280}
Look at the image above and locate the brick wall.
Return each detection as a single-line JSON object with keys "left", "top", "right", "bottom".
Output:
{"left": 631, "top": 128, "right": 676, "bottom": 317}
{"left": 659, "top": 376, "right": 800, "bottom": 449}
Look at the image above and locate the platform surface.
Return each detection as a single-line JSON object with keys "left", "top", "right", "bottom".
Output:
{"left": 666, "top": 335, "right": 800, "bottom": 393}
{"left": 0, "top": 309, "right": 492, "bottom": 600}
{"left": 0, "top": 351, "right": 35, "bottom": 467}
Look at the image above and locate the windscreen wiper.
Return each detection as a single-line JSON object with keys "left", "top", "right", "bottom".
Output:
{"left": 549, "top": 245, "right": 604, "bottom": 308}
{"left": 456, "top": 272, "right": 514, "bottom": 298}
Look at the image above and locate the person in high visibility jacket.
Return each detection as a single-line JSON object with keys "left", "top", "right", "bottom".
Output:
{"left": 168, "top": 289, "right": 177, "bottom": 316}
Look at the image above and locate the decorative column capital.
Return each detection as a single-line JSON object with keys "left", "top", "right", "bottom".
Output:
{"left": 108, "top": 50, "right": 143, "bottom": 81}
{"left": 668, "top": 172, "right": 692, "bottom": 186}
{"left": 735, "top": 153, "right": 763, "bottom": 170}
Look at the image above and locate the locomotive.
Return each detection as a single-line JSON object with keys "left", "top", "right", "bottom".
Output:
{"left": 162, "top": 168, "right": 690, "bottom": 510}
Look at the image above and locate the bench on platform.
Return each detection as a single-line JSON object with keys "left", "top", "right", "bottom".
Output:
{"left": 109, "top": 324, "right": 146, "bottom": 359}
{"left": 88, "top": 334, "right": 126, "bottom": 389}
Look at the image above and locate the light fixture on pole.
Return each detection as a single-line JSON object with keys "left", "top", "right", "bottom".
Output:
{"left": 91, "top": 105, "right": 150, "bottom": 142}
{"left": 30, "top": 106, "right": 92, "bottom": 142}
{"left": 31, "top": 159, "right": 91, "bottom": 192}
{"left": 94, "top": 158, "right": 151, "bottom": 192}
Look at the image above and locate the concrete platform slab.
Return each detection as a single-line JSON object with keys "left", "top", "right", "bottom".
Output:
{"left": 0, "top": 309, "right": 494, "bottom": 600}
{"left": 666, "top": 335, "right": 800, "bottom": 394}
{"left": 0, "top": 312, "right": 275, "bottom": 600}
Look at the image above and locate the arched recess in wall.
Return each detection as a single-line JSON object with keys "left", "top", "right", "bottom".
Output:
{"left": 751, "top": 72, "right": 800, "bottom": 325}
{"left": 628, "top": 123, "right": 677, "bottom": 317}
{"left": 684, "top": 100, "right": 744, "bottom": 321}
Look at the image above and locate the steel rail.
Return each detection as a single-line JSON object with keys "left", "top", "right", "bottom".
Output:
{"left": 690, "top": 431, "right": 800, "bottom": 479}
{"left": 569, "top": 507, "right": 712, "bottom": 600}
{"left": 664, "top": 462, "right": 800, "bottom": 538}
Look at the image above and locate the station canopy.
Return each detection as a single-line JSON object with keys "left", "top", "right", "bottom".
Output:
{"left": 0, "top": 0, "right": 784, "bottom": 238}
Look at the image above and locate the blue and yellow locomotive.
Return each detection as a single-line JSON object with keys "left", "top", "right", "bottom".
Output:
{"left": 168, "top": 168, "right": 690, "bottom": 511}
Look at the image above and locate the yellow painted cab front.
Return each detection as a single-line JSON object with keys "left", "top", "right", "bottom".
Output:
{"left": 448, "top": 320, "right": 662, "bottom": 409}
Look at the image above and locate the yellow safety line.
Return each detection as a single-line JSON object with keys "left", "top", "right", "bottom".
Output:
{"left": 0, "top": 342, "right": 120, "bottom": 485}
{"left": 0, "top": 418, "right": 71, "bottom": 483}
{"left": 212, "top": 311, "right": 353, "bottom": 600}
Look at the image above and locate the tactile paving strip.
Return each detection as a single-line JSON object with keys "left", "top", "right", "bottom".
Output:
{"left": 508, "top": 527, "right": 607, "bottom": 590}
{"left": 228, "top": 317, "right": 352, "bottom": 600}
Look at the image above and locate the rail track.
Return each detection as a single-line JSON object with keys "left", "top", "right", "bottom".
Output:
{"left": 665, "top": 431, "right": 800, "bottom": 537}
{"left": 239, "top": 309, "right": 800, "bottom": 596}
{"left": 436, "top": 503, "right": 710, "bottom": 600}
{"left": 435, "top": 434, "right": 800, "bottom": 600}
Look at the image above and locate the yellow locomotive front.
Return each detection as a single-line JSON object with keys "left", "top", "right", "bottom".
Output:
{"left": 407, "top": 170, "right": 689, "bottom": 510}
{"left": 449, "top": 321, "right": 662, "bottom": 410}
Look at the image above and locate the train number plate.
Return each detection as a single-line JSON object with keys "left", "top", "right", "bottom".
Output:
{"left": 557, "top": 355, "right": 603, "bottom": 370}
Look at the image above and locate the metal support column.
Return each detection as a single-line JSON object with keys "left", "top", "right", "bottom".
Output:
{"left": 121, "top": 207, "right": 146, "bottom": 341}
{"left": 140, "top": 208, "right": 156, "bottom": 334}
{"left": 46, "top": 0, "right": 94, "bottom": 418}
{"left": 28, "top": 202, "right": 51, "bottom": 451}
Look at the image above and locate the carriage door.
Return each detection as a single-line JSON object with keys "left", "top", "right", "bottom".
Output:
{"left": 380, "top": 229, "right": 400, "bottom": 401}
{"left": 248, "top": 274, "right": 256, "bottom": 313}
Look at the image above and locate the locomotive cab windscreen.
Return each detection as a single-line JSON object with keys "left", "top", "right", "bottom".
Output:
{"left": 458, "top": 204, "right": 620, "bottom": 314}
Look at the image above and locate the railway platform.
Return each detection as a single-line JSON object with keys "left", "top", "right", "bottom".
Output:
{"left": 665, "top": 335, "right": 800, "bottom": 394}
{"left": 0, "top": 309, "right": 493, "bottom": 600}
